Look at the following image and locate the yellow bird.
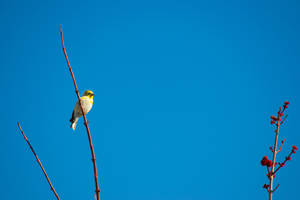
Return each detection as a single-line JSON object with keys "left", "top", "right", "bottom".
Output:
{"left": 70, "top": 90, "right": 94, "bottom": 130}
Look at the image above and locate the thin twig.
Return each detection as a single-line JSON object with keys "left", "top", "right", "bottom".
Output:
{"left": 17, "top": 122, "right": 61, "bottom": 200}
{"left": 280, "top": 114, "right": 288, "bottom": 125}
{"left": 266, "top": 166, "right": 270, "bottom": 176}
{"left": 273, "top": 183, "right": 280, "bottom": 193}
{"left": 269, "top": 146, "right": 274, "bottom": 153}
{"left": 276, "top": 139, "right": 286, "bottom": 154}
{"left": 60, "top": 25, "right": 100, "bottom": 200}
{"left": 273, "top": 151, "right": 293, "bottom": 174}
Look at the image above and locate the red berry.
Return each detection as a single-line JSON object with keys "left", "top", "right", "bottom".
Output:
{"left": 292, "top": 145, "right": 298, "bottom": 150}
{"left": 263, "top": 184, "right": 269, "bottom": 189}
{"left": 270, "top": 115, "right": 277, "bottom": 121}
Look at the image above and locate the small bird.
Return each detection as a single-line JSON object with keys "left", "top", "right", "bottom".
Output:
{"left": 70, "top": 90, "right": 94, "bottom": 130}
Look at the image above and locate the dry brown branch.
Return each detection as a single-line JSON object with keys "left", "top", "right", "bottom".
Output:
{"left": 60, "top": 25, "right": 100, "bottom": 200}
{"left": 17, "top": 122, "right": 61, "bottom": 200}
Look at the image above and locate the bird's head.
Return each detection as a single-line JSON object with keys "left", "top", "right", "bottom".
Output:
{"left": 83, "top": 90, "right": 95, "bottom": 99}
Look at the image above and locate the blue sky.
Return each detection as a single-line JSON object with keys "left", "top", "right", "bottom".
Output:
{"left": 1, "top": 0, "right": 300, "bottom": 199}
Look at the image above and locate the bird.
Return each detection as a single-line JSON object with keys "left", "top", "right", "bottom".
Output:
{"left": 70, "top": 90, "right": 94, "bottom": 130}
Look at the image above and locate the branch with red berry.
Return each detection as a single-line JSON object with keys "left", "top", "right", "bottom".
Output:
{"left": 260, "top": 101, "right": 297, "bottom": 200}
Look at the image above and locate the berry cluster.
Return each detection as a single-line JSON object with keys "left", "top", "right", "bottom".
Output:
{"left": 261, "top": 156, "right": 272, "bottom": 167}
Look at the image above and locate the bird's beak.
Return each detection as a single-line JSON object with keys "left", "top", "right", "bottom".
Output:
{"left": 91, "top": 94, "right": 95, "bottom": 96}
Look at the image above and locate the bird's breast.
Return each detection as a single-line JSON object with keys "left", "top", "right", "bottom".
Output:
{"left": 79, "top": 97, "right": 93, "bottom": 114}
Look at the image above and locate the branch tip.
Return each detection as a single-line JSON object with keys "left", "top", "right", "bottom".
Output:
{"left": 17, "top": 122, "right": 60, "bottom": 200}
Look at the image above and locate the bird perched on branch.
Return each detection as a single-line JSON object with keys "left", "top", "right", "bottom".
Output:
{"left": 70, "top": 90, "right": 94, "bottom": 130}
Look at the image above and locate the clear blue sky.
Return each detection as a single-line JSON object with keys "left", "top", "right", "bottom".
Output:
{"left": 0, "top": 0, "right": 299, "bottom": 199}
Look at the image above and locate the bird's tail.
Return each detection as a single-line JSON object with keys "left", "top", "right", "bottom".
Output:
{"left": 70, "top": 112, "right": 79, "bottom": 131}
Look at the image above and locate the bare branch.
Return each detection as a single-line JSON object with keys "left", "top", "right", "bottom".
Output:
{"left": 60, "top": 25, "right": 100, "bottom": 200}
{"left": 17, "top": 122, "right": 61, "bottom": 200}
